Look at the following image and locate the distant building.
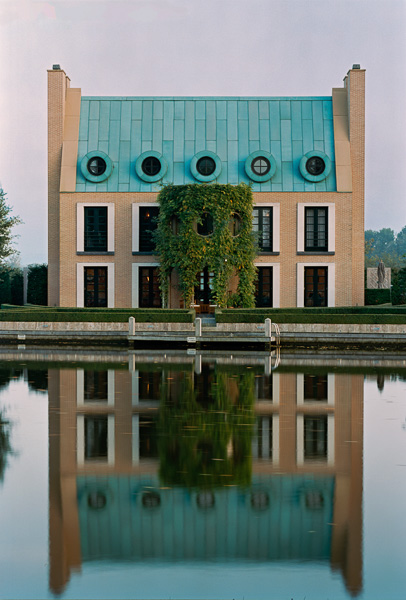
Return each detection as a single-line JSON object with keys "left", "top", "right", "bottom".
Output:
{"left": 47, "top": 65, "right": 365, "bottom": 308}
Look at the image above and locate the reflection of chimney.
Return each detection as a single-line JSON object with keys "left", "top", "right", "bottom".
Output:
{"left": 377, "top": 373, "right": 385, "bottom": 392}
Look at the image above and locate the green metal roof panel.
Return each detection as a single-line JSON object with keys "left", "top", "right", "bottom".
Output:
{"left": 76, "top": 97, "right": 336, "bottom": 192}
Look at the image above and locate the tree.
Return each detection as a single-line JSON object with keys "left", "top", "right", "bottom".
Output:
{"left": 0, "top": 188, "right": 22, "bottom": 264}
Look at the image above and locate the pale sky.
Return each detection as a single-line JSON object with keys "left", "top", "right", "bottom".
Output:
{"left": 1, "top": 0, "right": 405, "bottom": 266}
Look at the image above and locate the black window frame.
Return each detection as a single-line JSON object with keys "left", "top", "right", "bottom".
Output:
{"left": 139, "top": 206, "right": 159, "bottom": 252}
{"left": 196, "top": 156, "right": 216, "bottom": 176}
{"left": 253, "top": 207, "right": 273, "bottom": 252}
{"left": 84, "top": 206, "right": 108, "bottom": 253}
{"left": 255, "top": 266, "right": 273, "bottom": 308}
{"left": 305, "top": 207, "right": 328, "bottom": 252}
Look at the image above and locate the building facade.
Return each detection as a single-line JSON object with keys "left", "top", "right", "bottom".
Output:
{"left": 48, "top": 66, "right": 365, "bottom": 308}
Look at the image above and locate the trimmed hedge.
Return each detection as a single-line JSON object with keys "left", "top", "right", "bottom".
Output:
{"left": 217, "top": 306, "right": 406, "bottom": 315}
{"left": 365, "top": 289, "right": 391, "bottom": 305}
{"left": 0, "top": 308, "right": 194, "bottom": 323}
{"left": 216, "top": 310, "right": 406, "bottom": 324}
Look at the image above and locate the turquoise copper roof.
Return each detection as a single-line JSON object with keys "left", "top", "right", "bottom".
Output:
{"left": 76, "top": 96, "right": 336, "bottom": 193}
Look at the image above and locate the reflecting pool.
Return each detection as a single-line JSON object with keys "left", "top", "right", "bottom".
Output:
{"left": 0, "top": 348, "right": 405, "bottom": 599}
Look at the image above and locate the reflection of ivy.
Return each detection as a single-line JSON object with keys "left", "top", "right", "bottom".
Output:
{"left": 0, "top": 410, "right": 13, "bottom": 483}
{"left": 157, "top": 365, "right": 255, "bottom": 489}
{"left": 154, "top": 183, "right": 257, "bottom": 307}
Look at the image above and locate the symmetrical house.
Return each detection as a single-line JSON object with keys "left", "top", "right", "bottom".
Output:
{"left": 48, "top": 65, "right": 365, "bottom": 308}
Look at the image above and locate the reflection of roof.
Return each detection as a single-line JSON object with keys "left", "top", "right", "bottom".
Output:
{"left": 77, "top": 474, "right": 334, "bottom": 562}
{"left": 76, "top": 97, "right": 336, "bottom": 193}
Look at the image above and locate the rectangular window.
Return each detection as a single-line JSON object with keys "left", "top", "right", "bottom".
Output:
{"left": 255, "top": 266, "right": 273, "bottom": 307}
{"left": 84, "top": 266, "right": 108, "bottom": 307}
{"left": 253, "top": 207, "right": 273, "bottom": 252}
{"left": 254, "top": 374, "right": 273, "bottom": 401}
{"left": 304, "top": 416, "right": 328, "bottom": 460}
{"left": 139, "top": 266, "right": 162, "bottom": 308}
{"left": 84, "top": 207, "right": 108, "bottom": 252}
{"left": 84, "top": 371, "right": 108, "bottom": 402}
{"left": 84, "top": 416, "right": 108, "bottom": 460}
{"left": 139, "top": 371, "right": 161, "bottom": 402}
{"left": 304, "top": 267, "right": 328, "bottom": 307}
{"left": 305, "top": 207, "right": 328, "bottom": 251}
{"left": 139, "top": 207, "right": 159, "bottom": 252}
{"left": 304, "top": 374, "right": 328, "bottom": 402}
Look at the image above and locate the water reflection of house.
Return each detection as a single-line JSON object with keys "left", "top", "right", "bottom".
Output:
{"left": 49, "top": 356, "right": 363, "bottom": 596}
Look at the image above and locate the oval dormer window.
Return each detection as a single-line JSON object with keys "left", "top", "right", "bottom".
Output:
{"left": 135, "top": 151, "right": 168, "bottom": 183}
{"left": 300, "top": 151, "right": 332, "bottom": 182}
{"left": 81, "top": 151, "right": 113, "bottom": 183}
{"left": 190, "top": 151, "right": 222, "bottom": 182}
{"left": 245, "top": 151, "right": 277, "bottom": 182}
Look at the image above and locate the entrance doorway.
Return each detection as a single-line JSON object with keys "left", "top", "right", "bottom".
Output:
{"left": 304, "top": 267, "right": 328, "bottom": 307}
{"left": 195, "top": 267, "right": 214, "bottom": 312}
{"left": 84, "top": 267, "right": 108, "bottom": 307}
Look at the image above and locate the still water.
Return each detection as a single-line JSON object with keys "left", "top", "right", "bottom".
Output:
{"left": 0, "top": 348, "right": 405, "bottom": 600}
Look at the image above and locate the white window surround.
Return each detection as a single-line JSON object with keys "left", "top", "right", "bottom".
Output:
{"left": 297, "top": 203, "right": 335, "bottom": 253}
{"left": 76, "top": 262, "right": 115, "bottom": 307}
{"left": 296, "top": 262, "right": 335, "bottom": 307}
{"left": 254, "top": 262, "right": 280, "bottom": 308}
{"left": 254, "top": 203, "right": 280, "bottom": 253}
{"left": 251, "top": 415, "right": 279, "bottom": 464}
{"left": 296, "top": 414, "right": 335, "bottom": 466}
{"left": 132, "top": 414, "right": 139, "bottom": 464}
{"left": 296, "top": 373, "right": 335, "bottom": 405}
{"left": 132, "top": 203, "right": 159, "bottom": 253}
{"left": 77, "top": 203, "right": 115, "bottom": 253}
{"left": 76, "top": 369, "right": 115, "bottom": 406}
{"left": 76, "top": 414, "right": 115, "bottom": 466}
{"left": 132, "top": 262, "right": 160, "bottom": 308}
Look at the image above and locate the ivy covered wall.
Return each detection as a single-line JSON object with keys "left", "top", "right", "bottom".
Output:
{"left": 154, "top": 183, "right": 257, "bottom": 307}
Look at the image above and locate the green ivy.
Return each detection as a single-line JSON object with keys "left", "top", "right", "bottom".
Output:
{"left": 154, "top": 183, "right": 257, "bottom": 308}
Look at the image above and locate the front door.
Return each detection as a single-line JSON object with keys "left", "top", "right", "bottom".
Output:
{"left": 139, "top": 267, "right": 162, "bottom": 307}
{"left": 84, "top": 267, "right": 108, "bottom": 307}
{"left": 195, "top": 267, "right": 214, "bottom": 311}
{"left": 255, "top": 266, "right": 273, "bottom": 307}
{"left": 304, "top": 267, "right": 328, "bottom": 307}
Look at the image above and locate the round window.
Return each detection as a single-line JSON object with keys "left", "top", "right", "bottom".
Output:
{"left": 250, "top": 491, "right": 269, "bottom": 511}
{"left": 299, "top": 151, "right": 331, "bottom": 182}
{"left": 87, "top": 156, "right": 107, "bottom": 176}
{"left": 197, "top": 212, "right": 214, "bottom": 236}
{"left": 306, "top": 156, "right": 325, "bottom": 176}
{"left": 135, "top": 151, "right": 168, "bottom": 183}
{"left": 245, "top": 151, "right": 276, "bottom": 182}
{"left": 142, "top": 491, "right": 161, "bottom": 509}
{"left": 190, "top": 151, "right": 222, "bottom": 182}
{"left": 142, "top": 156, "right": 162, "bottom": 177}
{"left": 80, "top": 151, "right": 113, "bottom": 183}
{"left": 196, "top": 491, "right": 215, "bottom": 510}
{"left": 87, "top": 491, "right": 107, "bottom": 510}
{"left": 196, "top": 156, "right": 216, "bottom": 177}
{"left": 251, "top": 156, "right": 271, "bottom": 176}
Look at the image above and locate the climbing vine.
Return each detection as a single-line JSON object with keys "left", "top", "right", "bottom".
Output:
{"left": 154, "top": 183, "right": 257, "bottom": 307}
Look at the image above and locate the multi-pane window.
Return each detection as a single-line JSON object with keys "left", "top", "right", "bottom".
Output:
{"left": 304, "top": 416, "right": 328, "bottom": 460}
{"left": 84, "top": 207, "right": 107, "bottom": 252}
{"left": 84, "top": 416, "right": 108, "bottom": 460}
{"left": 253, "top": 207, "right": 273, "bottom": 252}
{"left": 255, "top": 266, "right": 273, "bottom": 307}
{"left": 304, "top": 267, "right": 328, "bottom": 307}
{"left": 84, "top": 371, "right": 108, "bottom": 402}
{"left": 304, "top": 375, "right": 328, "bottom": 402}
{"left": 139, "top": 267, "right": 162, "bottom": 308}
{"left": 139, "top": 207, "right": 159, "bottom": 252}
{"left": 84, "top": 267, "right": 108, "bottom": 307}
{"left": 305, "top": 207, "right": 328, "bottom": 251}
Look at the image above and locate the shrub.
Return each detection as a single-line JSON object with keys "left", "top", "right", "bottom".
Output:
{"left": 365, "top": 289, "right": 391, "bottom": 305}
{"left": 27, "top": 264, "right": 47, "bottom": 306}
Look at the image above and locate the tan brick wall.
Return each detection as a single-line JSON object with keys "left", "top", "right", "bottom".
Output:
{"left": 59, "top": 189, "right": 356, "bottom": 308}
{"left": 48, "top": 68, "right": 70, "bottom": 306}
{"left": 52, "top": 70, "right": 365, "bottom": 309}
{"left": 348, "top": 69, "right": 366, "bottom": 306}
